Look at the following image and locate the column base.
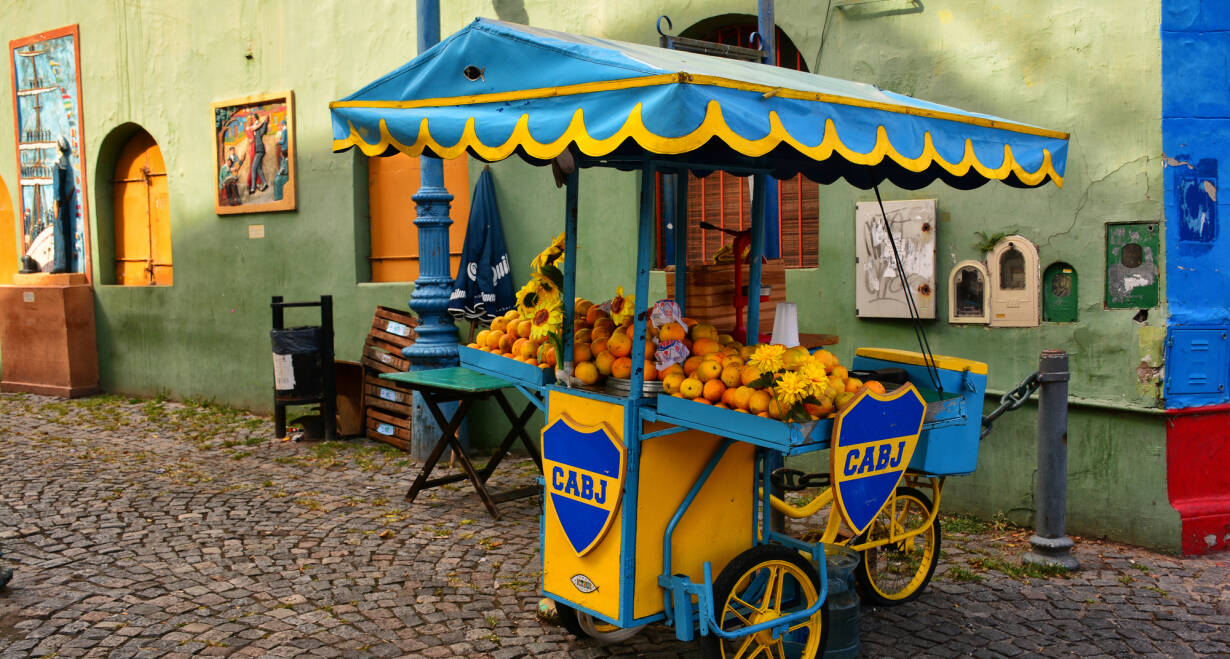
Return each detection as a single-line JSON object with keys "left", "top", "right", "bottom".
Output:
{"left": 1024, "top": 534, "right": 1079, "bottom": 570}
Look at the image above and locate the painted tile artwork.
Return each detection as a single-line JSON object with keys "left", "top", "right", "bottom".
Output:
{"left": 213, "top": 92, "right": 296, "bottom": 214}
{"left": 10, "top": 25, "right": 88, "bottom": 273}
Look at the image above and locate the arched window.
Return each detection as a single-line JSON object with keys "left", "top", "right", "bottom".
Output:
{"left": 948, "top": 260, "right": 989, "bottom": 324}
{"left": 113, "top": 129, "right": 172, "bottom": 285}
{"left": 658, "top": 18, "right": 817, "bottom": 269}
{"left": 999, "top": 247, "right": 1026, "bottom": 289}
{"left": 367, "top": 154, "right": 470, "bottom": 282}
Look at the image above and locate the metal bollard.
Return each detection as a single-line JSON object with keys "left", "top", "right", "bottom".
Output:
{"left": 1023, "top": 349, "right": 1079, "bottom": 570}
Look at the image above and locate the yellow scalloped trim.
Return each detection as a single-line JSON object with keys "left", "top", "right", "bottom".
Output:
{"left": 333, "top": 100, "right": 1063, "bottom": 187}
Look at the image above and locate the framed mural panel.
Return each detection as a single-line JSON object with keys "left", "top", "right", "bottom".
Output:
{"left": 212, "top": 91, "right": 296, "bottom": 215}
{"left": 10, "top": 25, "right": 90, "bottom": 276}
{"left": 854, "top": 199, "right": 937, "bottom": 319}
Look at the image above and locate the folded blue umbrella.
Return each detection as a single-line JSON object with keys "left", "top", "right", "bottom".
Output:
{"left": 448, "top": 167, "right": 514, "bottom": 322}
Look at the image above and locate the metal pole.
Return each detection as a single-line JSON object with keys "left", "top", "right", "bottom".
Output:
{"left": 406, "top": 0, "right": 460, "bottom": 458}
{"left": 758, "top": 0, "right": 780, "bottom": 260}
{"left": 1024, "top": 349, "right": 1079, "bottom": 570}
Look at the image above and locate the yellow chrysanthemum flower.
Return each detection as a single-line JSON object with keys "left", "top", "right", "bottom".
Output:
{"left": 609, "top": 286, "right": 635, "bottom": 325}
{"left": 515, "top": 280, "right": 541, "bottom": 320}
{"left": 529, "top": 297, "right": 563, "bottom": 341}
{"left": 749, "top": 344, "right": 786, "bottom": 374}
{"left": 534, "top": 273, "right": 560, "bottom": 302}
{"left": 798, "top": 362, "right": 829, "bottom": 397}
{"left": 774, "top": 371, "right": 808, "bottom": 408}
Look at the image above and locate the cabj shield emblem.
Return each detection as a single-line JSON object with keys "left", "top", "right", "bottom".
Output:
{"left": 831, "top": 384, "right": 927, "bottom": 536}
{"left": 541, "top": 414, "right": 626, "bottom": 556}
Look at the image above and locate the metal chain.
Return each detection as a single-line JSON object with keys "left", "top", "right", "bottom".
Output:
{"left": 981, "top": 371, "right": 1041, "bottom": 439}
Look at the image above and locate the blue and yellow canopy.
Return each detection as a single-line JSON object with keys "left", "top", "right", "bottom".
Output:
{"left": 331, "top": 18, "right": 1068, "bottom": 189}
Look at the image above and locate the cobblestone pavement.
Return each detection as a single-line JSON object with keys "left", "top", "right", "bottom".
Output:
{"left": 0, "top": 392, "right": 1227, "bottom": 658}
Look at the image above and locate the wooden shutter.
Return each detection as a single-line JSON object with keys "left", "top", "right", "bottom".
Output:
{"left": 368, "top": 154, "right": 470, "bottom": 282}
{"left": 113, "top": 130, "right": 172, "bottom": 285}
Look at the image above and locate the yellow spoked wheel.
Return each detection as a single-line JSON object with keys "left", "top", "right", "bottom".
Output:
{"left": 556, "top": 604, "right": 646, "bottom": 644}
{"left": 701, "top": 545, "right": 828, "bottom": 659}
{"left": 855, "top": 487, "right": 941, "bottom": 606}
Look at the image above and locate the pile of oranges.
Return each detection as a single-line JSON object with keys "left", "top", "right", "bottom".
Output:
{"left": 469, "top": 309, "right": 559, "bottom": 368}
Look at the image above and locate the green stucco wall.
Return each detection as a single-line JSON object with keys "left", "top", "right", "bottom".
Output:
{"left": 0, "top": 1, "right": 1177, "bottom": 548}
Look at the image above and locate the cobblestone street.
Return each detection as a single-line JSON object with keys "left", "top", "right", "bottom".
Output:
{"left": 0, "top": 393, "right": 1227, "bottom": 658}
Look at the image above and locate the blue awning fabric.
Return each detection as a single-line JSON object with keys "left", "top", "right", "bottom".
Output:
{"left": 331, "top": 18, "right": 1069, "bottom": 190}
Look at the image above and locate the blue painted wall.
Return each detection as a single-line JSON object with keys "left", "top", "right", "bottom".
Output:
{"left": 1162, "top": 0, "right": 1230, "bottom": 408}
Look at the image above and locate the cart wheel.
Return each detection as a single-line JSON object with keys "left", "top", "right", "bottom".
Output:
{"left": 855, "top": 486, "right": 942, "bottom": 606}
{"left": 556, "top": 603, "right": 646, "bottom": 644}
{"left": 700, "top": 545, "right": 828, "bottom": 659}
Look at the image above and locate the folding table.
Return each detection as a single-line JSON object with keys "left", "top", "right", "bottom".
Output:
{"left": 379, "top": 367, "right": 541, "bottom": 518}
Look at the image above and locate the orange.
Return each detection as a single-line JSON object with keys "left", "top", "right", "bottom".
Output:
{"left": 595, "top": 350, "right": 616, "bottom": 376}
{"left": 683, "top": 355, "right": 703, "bottom": 376}
{"left": 537, "top": 343, "right": 556, "bottom": 367}
{"left": 586, "top": 306, "right": 608, "bottom": 325}
{"left": 697, "top": 360, "right": 723, "bottom": 383}
{"left": 722, "top": 355, "right": 744, "bottom": 369}
{"left": 490, "top": 317, "right": 509, "bottom": 333}
{"left": 721, "top": 387, "right": 738, "bottom": 407}
{"left": 475, "top": 330, "right": 491, "bottom": 347}
{"left": 574, "top": 328, "right": 592, "bottom": 344}
{"left": 517, "top": 319, "right": 534, "bottom": 339}
{"left": 643, "top": 360, "right": 658, "bottom": 381}
{"left": 702, "top": 379, "right": 725, "bottom": 402}
{"left": 512, "top": 338, "right": 529, "bottom": 358}
{"left": 767, "top": 399, "right": 784, "bottom": 420}
{"left": 830, "top": 365, "right": 848, "bottom": 381}
{"left": 485, "top": 330, "right": 504, "bottom": 350}
{"left": 607, "top": 332, "right": 633, "bottom": 358}
{"left": 662, "top": 372, "right": 685, "bottom": 394}
{"left": 679, "top": 377, "right": 703, "bottom": 399}
{"left": 498, "top": 333, "right": 514, "bottom": 354}
{"left": 611, "top": 356, "right": 633, "bottom": 379}
{"left": 692, "top": 397, "right": 712, "bottom": 405}
{"left": 740, "top": 345, "right": 758, "bottom": 361}
{"left": 748, "top": 390, "right": 771, "bottom": 415}
{"left": 732, "top": 386, "right": 753, "bottom": 410}
{"left": 658, "top": 322, "right": 688, "bottom": 342}
{"left": 573, "top": 343, "right": 593, "bottom": 363}
{"left": 720, "top": 366, "right": 742, "bottom": 388}
{"left": 576, "top": 299, "right": 594, "bottom": 319}
{"left": 740, "top": 365, "right": 762, "bottom": 386}
{"left": 692, "top": 338, "right": 721, "bottom": 357}
{"left": 661, "top": 364, "right": 685, "bottom": 380}
{"left": 845, "top": 377, "right": 864, "bottom": 393}
{"left": 865, "top": 380, "right": 886, "bottom": 395}
{"left": 815, "top": 349, "right": 839, "bottom": 369}
{"left": 594, "top": 316, "right": 615, "bottom": 333}
{"left": 591, "top": 338, "right": 609, "bottom": 356}
{"left": 575, "top": 361, "right": 599, "bottom": 385}
{"left": 466, "top": 342, "right": 480, "bottom": 349}
{"left": 591, "top": 326, "right": 612, "bottom": 343}
{"left": 691, "top": 323, "right": 718, "bottom": 341}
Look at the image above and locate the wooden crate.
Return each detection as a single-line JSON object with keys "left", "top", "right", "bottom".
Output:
{"left": 366, "top": 412, "right": 412, "bottom": 451}
{"left": 368, "top": 306, "right": 418, "bottom": 355}
{"left": 664, "top": 259, "right": 787, "bottom": 334}
{"left": 361, "top": 344, "right": 410, "bottom": 373}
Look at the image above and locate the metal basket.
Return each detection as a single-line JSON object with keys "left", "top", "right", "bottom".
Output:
{"left": 604, "top": 377, "right": 664, "bottom": 398}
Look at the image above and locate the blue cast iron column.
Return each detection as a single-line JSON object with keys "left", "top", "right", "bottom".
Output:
{"left": 404, "top": 0, "right": 459, "bottom": 458}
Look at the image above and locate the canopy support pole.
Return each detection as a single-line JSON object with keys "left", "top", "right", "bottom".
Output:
{"left": 405, "top": 0, "right": 460, "bottom": 458}
{"left": 747, "top": 174, "right": 767, "bottom": 343}
{"left": 561, "top": 169, "right": 579, "bottom": 365}
{"left": 673, "top": 171, "right": 689, "bottom": 315}
{"left": 758, "top": 0, "right": 781, "bottom": 260}
{"left": 630, "top": 163, "right": 658, "bottom": 397}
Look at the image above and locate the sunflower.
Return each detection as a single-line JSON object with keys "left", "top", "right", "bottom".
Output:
{"left": 749, "top": 344, "right": 786, "bottom": 374}
{"left": 529, "top": 297, "right": 563, "bottom": 341}
{"left": 515, "top": 280, "right": 542, "bottom": 319}
{"left": 534, "top": 273, "right": 561, "bottom": 303}
{"left": 774, "top": 371, "right": 808, "bottom": 409}
{"left": 609, "top": 286, "right": 634, "bottom": 325}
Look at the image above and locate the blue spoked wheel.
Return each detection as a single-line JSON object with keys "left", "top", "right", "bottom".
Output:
{"left": 701, "top": 544, "right": 828, "bottom": 658}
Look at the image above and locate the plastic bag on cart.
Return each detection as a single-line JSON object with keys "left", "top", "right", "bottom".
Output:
{"left": 655, "top": 339, "right": 689, "bottom": 371}
{"left": 650, "top": 299, "right": 683, "bottom": 328}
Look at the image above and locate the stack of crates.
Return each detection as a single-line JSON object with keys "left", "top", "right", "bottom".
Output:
{"left": 362, "top": 306, "right": 417, "bottom": 450}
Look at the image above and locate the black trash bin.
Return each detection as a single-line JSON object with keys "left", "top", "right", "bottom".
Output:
{"left": 271, "top": 326, "right": 324, "bottom": 398}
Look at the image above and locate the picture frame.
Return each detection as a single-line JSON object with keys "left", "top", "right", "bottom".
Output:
{"left": 212, "top": 91, "right": 296, "bottom": 215}
{"left": 10, "top": 24, "right": 91, "bottom": 277}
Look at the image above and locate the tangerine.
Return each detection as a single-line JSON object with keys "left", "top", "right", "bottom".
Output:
{"left": 611, "top": 356, "right": 633, "bottom": 379}
{"left": 575, "top": 361, "right": 600, "bottom": 385}
{"left": 845, "top": 377, "right": 864, "bottom": 393}
{"left": 702, "top": 379, "right": 725, "bottom": 402}
{"left": 683, "top": 355, "right": 703, "bottom": 376}
{"left": 697, "top": 360, "right": 723, "bottom": 382}
{"left": 663, "top": 372, "right": 685, "bottom": 394}
{"left": 679, "top": 377, "right": 703, "bottom": 399}
{"left": 573, "top": 343, "right": 593, "bottom": 363}
{"left": 595, "top": 350, "right": 616, "bottom": 376}
{"left": 693, "top": 338, "right": 721, "bottom": 357}
{"left": 720, "top": 366, "right": 742, "bottom": 388}
{"left": 748, "top": 390, "right": 771, "bottom": 415}
{"left": 607, "top": 332, "right": 633, "bottom": 357}
{"left": 643, "top": 360, "right": 659, "bottom": 381}
{"left": 865, "top": 380, "right": 886, "bottom": 395}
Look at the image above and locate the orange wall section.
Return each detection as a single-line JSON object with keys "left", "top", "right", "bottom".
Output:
{"left": 0, "top": 176, "right": 16, "bottom": 284}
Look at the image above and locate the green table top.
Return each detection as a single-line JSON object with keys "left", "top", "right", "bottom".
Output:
{"left": 379, "top": 367, "right": 511, "bottom": 393}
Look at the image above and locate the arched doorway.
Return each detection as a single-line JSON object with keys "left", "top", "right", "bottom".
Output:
{"left": 0, "top": 175, "right": 16, "bottom": 283}
{"left": 113, "top": 129, "right": 172, "bottom": 285}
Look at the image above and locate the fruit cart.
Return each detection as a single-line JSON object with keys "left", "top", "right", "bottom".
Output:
{"left": 331, "top": 18, "right": 1068, "bottom": 658}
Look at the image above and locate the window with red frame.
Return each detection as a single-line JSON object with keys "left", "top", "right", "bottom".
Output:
{"left": 656, "top": 21, "right": 819, "bottom": 269}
